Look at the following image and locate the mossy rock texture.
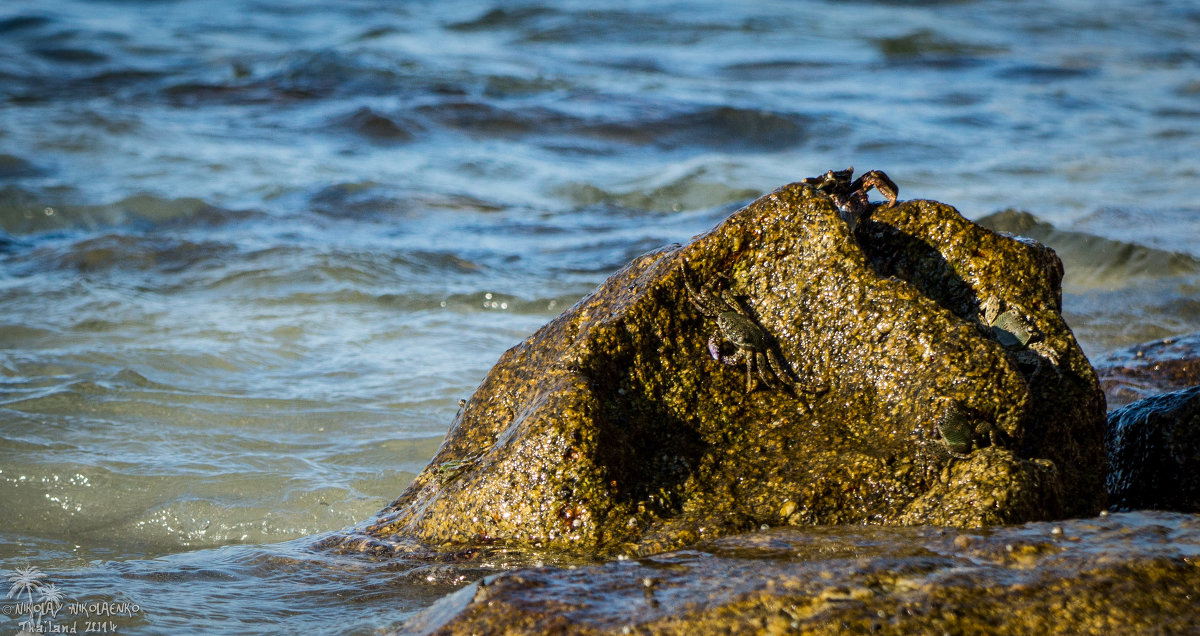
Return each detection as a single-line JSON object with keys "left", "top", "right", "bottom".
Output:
{"left": 334, "top": 182, "right": 1106, "bottom": 557}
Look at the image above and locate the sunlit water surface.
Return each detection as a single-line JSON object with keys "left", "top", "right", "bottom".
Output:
{"left": 2, "top": 0, "right": 1199, "bottom": 632}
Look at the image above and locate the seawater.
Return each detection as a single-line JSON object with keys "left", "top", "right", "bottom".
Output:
{"left": 1, "top": 0, "right": 1198, "bottom": 632}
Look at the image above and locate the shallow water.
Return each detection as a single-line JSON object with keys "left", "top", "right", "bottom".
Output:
{"left": 2, "top": 0, "right": 1199, "bottom": 632}
{"left": 406, "top": 510, "right": 1200, "bottom": 633}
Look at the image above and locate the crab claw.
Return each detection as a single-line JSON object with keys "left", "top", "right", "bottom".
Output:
{"left": 857, "top": 170, "right": 899, "bottom": 208}
{"left": 707, "top": 335, "right": 723, "bottom": 361}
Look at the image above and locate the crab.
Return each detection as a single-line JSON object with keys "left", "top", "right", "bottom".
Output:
{"left": 680, "top": 263, "right": 826, "bottom": 398}
{"left": 434, "top": 452, "right": 483, "bottom": 485}
{"left": 800, "top": 167, "right": 899, "bottom": 232}
{"left": 934, "top": 400, "right": 1007, "bottom": 459}
{"left": 980, "top": 296, "right": 1061, "bottom": 379}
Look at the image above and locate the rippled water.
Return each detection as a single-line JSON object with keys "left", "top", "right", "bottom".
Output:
{"left": 2, "top": 0, "right": 1199, "bottom": 632}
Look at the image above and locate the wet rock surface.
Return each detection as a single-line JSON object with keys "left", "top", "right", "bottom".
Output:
{"left": 1097, "top": 334, "right": 1200, "bottom": 513}
{"left": 1107, "top": 385, "right": 1200, "bottom": 512}
{"left": 402, "top": 512, "right": 1200, "bottom": 636}
{"left": 328, "top": 181, "right": 1106, "bottom": 558}
{"left": 1093, "top": 333, "right": 1200, "bottom": 408}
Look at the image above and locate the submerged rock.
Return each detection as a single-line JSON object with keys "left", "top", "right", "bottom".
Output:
{"left": 402, "top": 512, "right": 1200, "bottom": 635}
{"left": 1096, "top": 335, "right": 1200, "bottom": 512}
{"left": 1107, "top": 385, "right": 1200, "bottom": 512}
{"left": 1094, "top": 333, "right": 1200, "bottom": 408}
{"left": 330, "top": 181, "right": 1106, "bottom": 557}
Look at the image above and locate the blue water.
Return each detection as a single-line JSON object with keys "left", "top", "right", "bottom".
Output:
{"left": 2, "top": 0, "right": 1199, "bottom": 632}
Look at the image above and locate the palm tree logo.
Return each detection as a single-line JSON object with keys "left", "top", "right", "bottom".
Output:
{"left": 37, "top": 583, "right": 65, "bottom": 618}
{"left": 38, "top": 583, "right": 64, "bottom": 605}
{"left": 6, "top": 565, "right": 48, "bottom": 605}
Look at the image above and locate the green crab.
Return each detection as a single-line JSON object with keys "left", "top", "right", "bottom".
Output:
{"left": 434, "top": 452, "right": 482, "bottom": 485}
{"left": 800, "top": 167, "right": 899, "bottom": 232}
{"left": 980, "top": 296, "right": 1061, "bottom": 379}
{"left": 680, "top": 262, "right": 826, "bottom": 398}
{"left": 934, "top": 400, "right": 1008, "bottom": 459}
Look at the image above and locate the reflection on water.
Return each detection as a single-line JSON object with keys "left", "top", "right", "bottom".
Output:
{"left": 2, "top": 0, "right": 1199, "bottom": 631}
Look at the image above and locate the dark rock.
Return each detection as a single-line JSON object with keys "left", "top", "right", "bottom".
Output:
{"left": 328, "top": 182, "right": 1106, "bottom": 558}
{"left": 402, "top": 512, "right": 1200, "bottom": 635}
{"left": 1107, "top": 385, "right": 1200, "bottom": 512}
{"left": 1094, "top": 333, "right": 1200, "bottom": 408}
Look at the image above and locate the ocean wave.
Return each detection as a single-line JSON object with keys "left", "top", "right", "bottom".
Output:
{"left": 580, "top": 105, "right": 813, "bottom": 152}
{"left": 27, "top": 233, "right": 237, "bottom": 275}
{"left": 334, "top": 106, "right": 421, "bottom": 144}
{"left": 556, "top": 172, "right": 760, "bottom": 213}
{"left": 978, "top": 209, "right": 1200, "bottom": 289}
{"left": 0, "top": 188, "right": 262, "bottom": 235}
{"left": 873, "top": 28, "right": 1007, "bottom": 67}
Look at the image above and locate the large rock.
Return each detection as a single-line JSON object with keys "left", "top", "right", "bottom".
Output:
{"left": 330, "top": 181, "right": 1107, "bottom": 557}
{"left": 1107, "top": 385, "right": 1200, "bottom": 512}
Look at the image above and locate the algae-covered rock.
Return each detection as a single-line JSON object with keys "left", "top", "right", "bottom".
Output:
{"left": 896, "top": 447, "right": 1063, "bottom": 526}
{"left": 332, "top": 181, "right": 1106, "bottom": 557}
{"left": 1107, "top": 385, "right": 1200, "bottom": 512}
{"left": 402, "top": 512, "right": 1200, "bottom": 635}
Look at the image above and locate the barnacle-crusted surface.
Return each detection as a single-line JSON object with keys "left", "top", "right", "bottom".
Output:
{"left": 328, "top": 182, "right": 1106, "bottom": 557}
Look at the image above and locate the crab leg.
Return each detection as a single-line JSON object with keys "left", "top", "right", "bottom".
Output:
{"left": 754, "top": 354, "right": 778, "bottom": 391}
{"left": 681, "top": 265, "right": 726, "bottom": 317}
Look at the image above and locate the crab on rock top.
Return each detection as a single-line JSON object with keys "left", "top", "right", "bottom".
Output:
{"left": 800, "top": 167, "right": 898, "bottom": 232}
